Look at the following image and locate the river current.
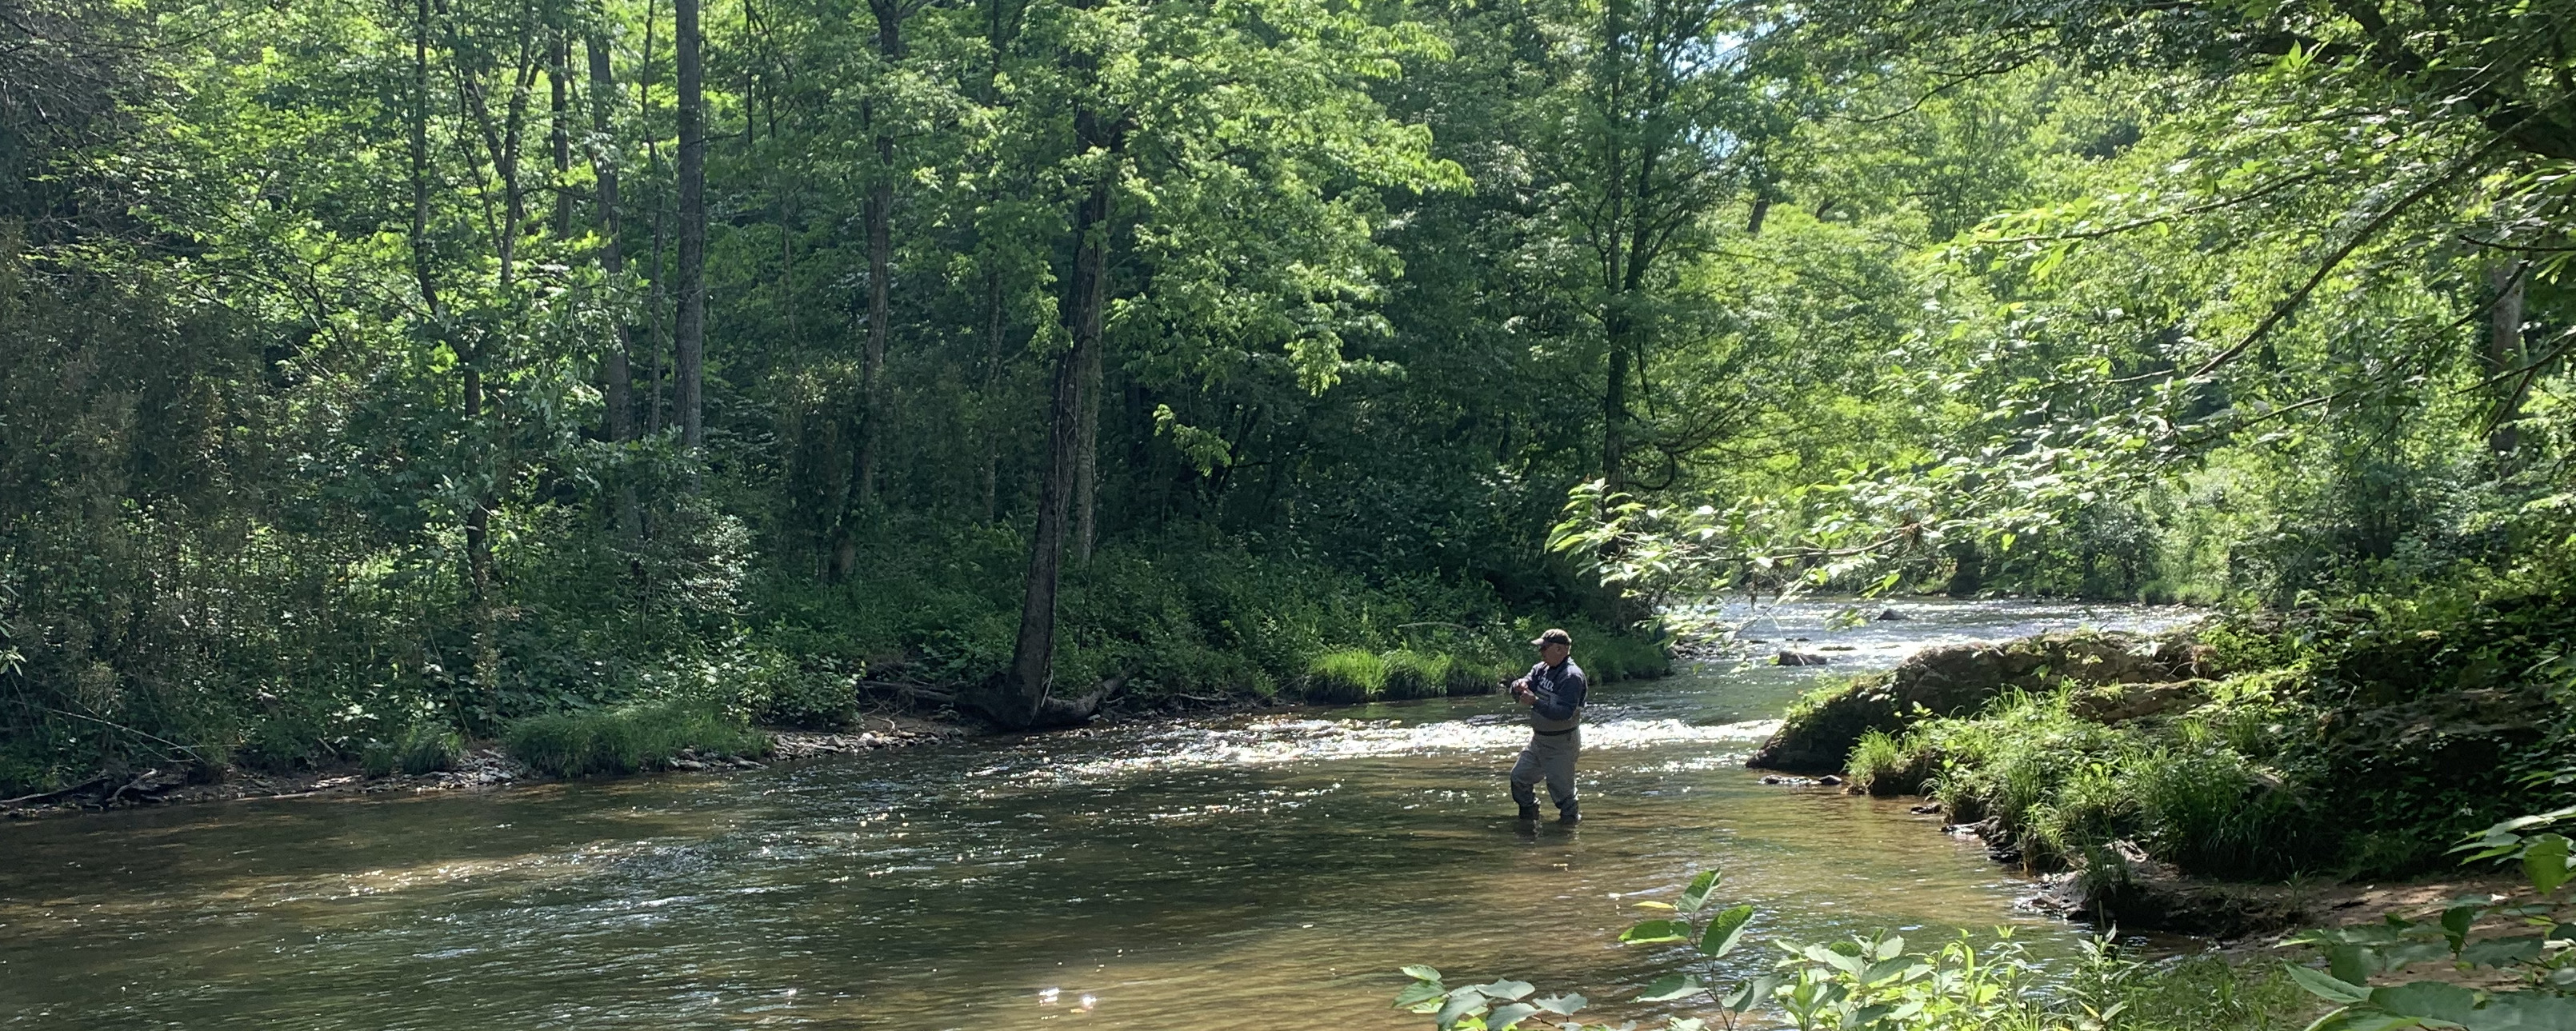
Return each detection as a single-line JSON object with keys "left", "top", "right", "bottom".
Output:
{"left": 0, "top": 599, "right": 2197, "bottom": 1029}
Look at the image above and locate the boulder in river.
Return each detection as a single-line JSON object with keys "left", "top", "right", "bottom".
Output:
{"left": 1744, "top": 630, "right": 2212, "bottom": 773}
{"left": 1874, "top": 607, "right": 1908, "bottom": 621}
{"left": 1774, "top": 649, "right": 1830, "bottom": 666}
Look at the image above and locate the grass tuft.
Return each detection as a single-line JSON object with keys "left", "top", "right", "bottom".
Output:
{"left": 502, "top": 701, "right": 773, "bottom": 778}
{"left": 1380, "top": 650, "right": 1448, "bottom": 700}
{"left": 1302, "top": 649, "right": 1386, "bottom": 704}
{"left": 361, "top": 725, "right": 462, "bottom": 777}
{"left": 1444, "top": 656, "right": 1500, "bottom": 696}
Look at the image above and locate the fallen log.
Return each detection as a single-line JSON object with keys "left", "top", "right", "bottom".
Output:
{"left": 1, "top": 775, "right": 111, "bottom": 808}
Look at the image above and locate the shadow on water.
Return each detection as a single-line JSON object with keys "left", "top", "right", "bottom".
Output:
{"left": 0, "top": 598, "right": 2196, "bottom": 1029}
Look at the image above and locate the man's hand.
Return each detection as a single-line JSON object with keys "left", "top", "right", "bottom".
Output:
{"left": 1511, "top": 677, "right": 1535, "bottom": 705}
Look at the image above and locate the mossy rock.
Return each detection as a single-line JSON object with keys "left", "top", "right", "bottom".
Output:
{"left": 1746, "top": 630, "right": 2211, "bottom": 773}
{"left": 2065, "top": 679, "right": 2211, "bottom": 722}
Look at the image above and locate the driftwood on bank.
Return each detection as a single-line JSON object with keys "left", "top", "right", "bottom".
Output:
{"left": 1, "top": 775, "right": 110, "bottom": 808}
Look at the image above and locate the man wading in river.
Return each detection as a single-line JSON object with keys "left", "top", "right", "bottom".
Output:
{"left": 1510, "top": 628, "right": 1586, "bottom": 825}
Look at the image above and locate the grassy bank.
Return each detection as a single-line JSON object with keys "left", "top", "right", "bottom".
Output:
{"left": 1829, "top": 568, "right": 2576, "bottom": 886}
{"left": 1299, "top": 627, "right": 1670, "bottom": 705}
{"left": 0, "top": 517, "right": 1667, "bottom": 794}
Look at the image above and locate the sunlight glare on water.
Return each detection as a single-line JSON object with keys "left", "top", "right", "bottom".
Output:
{"left": 0, "top": 598, "right": 2197, "bottom": 1030}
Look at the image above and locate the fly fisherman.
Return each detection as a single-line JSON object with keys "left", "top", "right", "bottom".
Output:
{"left": 1509, "top": 628, "right": 1586, "bottom": 825}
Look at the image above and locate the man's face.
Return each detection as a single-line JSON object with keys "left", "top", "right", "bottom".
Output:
{"left": 1539, "top": 641, "right": 1570, "bottom": 665}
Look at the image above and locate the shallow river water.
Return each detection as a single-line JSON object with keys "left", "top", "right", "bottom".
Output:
{"left": 1, "top": 599, "right": 2198, "bottom": 1029}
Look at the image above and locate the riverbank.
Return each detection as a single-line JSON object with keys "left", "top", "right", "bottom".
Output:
{"left": 1746, "top": 577, "right": 2576, "bottom": 938}
{"left": 0, "top": 717, "right": 966, "bottom": 821}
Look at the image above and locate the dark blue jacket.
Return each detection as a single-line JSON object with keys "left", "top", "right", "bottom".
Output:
{"left": 1524, "top": 659, "right": 1587, "bottom": 729}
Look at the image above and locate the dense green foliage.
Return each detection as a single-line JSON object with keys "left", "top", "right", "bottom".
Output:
{"left": 1396, "top": 866, "right": 2315, "bottom": 1031}
{"left": 1839, "top": 559, "right": 2576, "bottom": 882}
{"left": 4, "top": 0, "right": 2571, "bottom": 791}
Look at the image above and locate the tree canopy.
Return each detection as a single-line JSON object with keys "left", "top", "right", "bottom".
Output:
{"left": 2, "top": 0, "right": 2570, "bottom": 780}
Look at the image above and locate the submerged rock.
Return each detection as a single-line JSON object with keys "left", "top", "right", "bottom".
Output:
{"left": 1875, "top": 607, "right": 1908, "bottom": 621}
{"left": 1744, "top": 630, "right": 2212, "bottom": 773}
{"left": 1774, "top": 650, "right": 1830, "bottom": 666}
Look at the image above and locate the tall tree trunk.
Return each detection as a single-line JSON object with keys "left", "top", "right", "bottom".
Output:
{"left": 450, "top": 13, "right": 538, "bottom": 702}
{"left": 550, "top": 34, "right": 573, "bottom": 239}
{"left": 586, "top": 27, "right": 633, "bottom": 445}
{"left": 1072, "top": 316, "right": 1101, "bottom": 562}
{"left": 852, "top": 0, "right": 903, "bottom": 513}
{"left": 981, "top": 265, "right": 1004, "bottom": 523}
{"left": 1602, "top": 309, "right": 1630, "bottom": 498}
{"left": 985, "top": 157, "right": 1112, "bottom": 729}
{"left": 2489, "top": 259, "right": 2528, "bottom": 458}
{"left": 640, "top": 0, "right": 666, "bottom": 438}
{"left": 853, "top": 130, "right": 891, "bottom": 509}
{"left": 673, "top": 0, "right": 706, "bottom": 454}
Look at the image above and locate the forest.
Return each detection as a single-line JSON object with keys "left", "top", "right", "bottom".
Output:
{"left": 6, "top": 0, "right": 2576, "bottom": 1026}
{"left": 9, "top": 0, "right": 2571, "bottom": 785}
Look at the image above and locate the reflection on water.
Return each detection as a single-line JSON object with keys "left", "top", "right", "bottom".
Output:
{"left": 0, "top": 599, "right": 2195, "bottom": 1029}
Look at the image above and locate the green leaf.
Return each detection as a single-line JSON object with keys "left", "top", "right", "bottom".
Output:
{"left": 2458, "top": 937, "right": 2542, "bottom": 969}
{"left": 2442, "top": 904, "right": 2481, "bottom": 953}
{"left": 1722, "top": 975, "right": 1781, "bottom": 1013}
{"left": 2370, "top": 981, "right": 2479, "bottom": 1026}
{"left": 1474, "top": 980, "right": 1536, "bottom": 1002}
{"left": 2522, "top": 834, "right": 2571, "bottom": 895}
{"left": 1635, "top": 976, "right": 1702, "bottom": 1002}
{"left": 1488, "top": 1003, "right": 1541, "bottom": 1029}
{"left": 1534, "top": 993, "right": 1587, "bottom": 1015}
{"left": 1437, "top": 990, "right": 1491, "bottom": 1027}
{"left": 1622, "top": 920, "right": 1692, "bottom": 945}
{"left": 2329, "top": 944, "right": 2379, "bottom": 984}
{"left": 2284, "top": 962, "right": 2372, "bottom": 1005}
{"left": 1677, "top": 870, "right": 1721, "bottom": 914}
{"left": 2308, "top": 1013, "right": 2433, "bottom": 1031}
{"left": 1861, "top": 957, "right": 1922, "bottom": 987}
{"left": 1698, "top": 905, "right": 1754, "bottom": 957}
{"left": 2463, "top": 993, "right": 2576, "bottom": 1031}
{"left": 1397, "top": 981, "right": 1450, "bottom": 1009}
{"left": 1402, "top": 965, "right": 1444, "bottom": 982}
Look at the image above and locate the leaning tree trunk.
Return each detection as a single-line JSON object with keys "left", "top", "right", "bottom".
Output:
{"left": 1072, "top": 310, "right": 1102, "bottom": 562}
{"left": 981, "top": 168, "right": 1111, "bottom": 730}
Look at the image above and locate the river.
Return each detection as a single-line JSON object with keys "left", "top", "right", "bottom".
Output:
{"left": 0, "top": 599, "right": 2198, "bottom": 1029}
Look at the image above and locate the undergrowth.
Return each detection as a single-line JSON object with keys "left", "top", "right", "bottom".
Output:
{"left": 1842, "top": 562, "right": 2576, "bottom": 881}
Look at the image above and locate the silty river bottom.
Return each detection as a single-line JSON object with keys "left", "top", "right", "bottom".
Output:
{"left": 0, "top": 599, "right": 2200, "bottom": 1029}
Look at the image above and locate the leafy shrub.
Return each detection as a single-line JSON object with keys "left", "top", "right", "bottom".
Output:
{"left": 360, "top": 725, "right": 461, "bottom": 777}
{"left": 1396, "top": 863, "right": 2310, "bottom": 1031}
{"left": 502, "top": 702, "right": 772, "bottom": 778}
{"left": 736, "top": 648, "right": 862, "bottom": 729}
{"left": 235, "top": 709, "right": 330, "bottom": 773}
{"left": 1302, "top": 649, "right": 1386, "bottom": 704}
{"left": 1380, "top": 651, "right": 1447, "bottom": 700}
